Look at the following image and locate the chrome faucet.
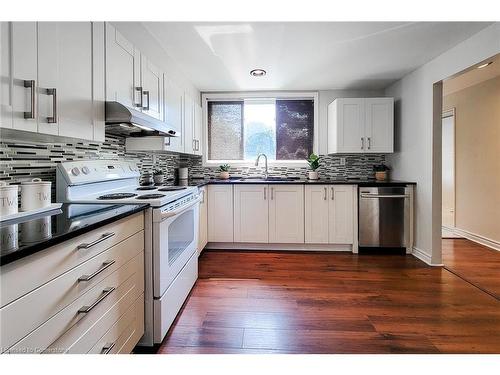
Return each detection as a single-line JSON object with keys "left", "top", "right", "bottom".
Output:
{"left": 255, "top": 153, "right": 269, "bottom": 179}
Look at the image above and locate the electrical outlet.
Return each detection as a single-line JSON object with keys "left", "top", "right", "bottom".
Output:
{"left": 340, "top": 157, "right": 346, "bottom": 166}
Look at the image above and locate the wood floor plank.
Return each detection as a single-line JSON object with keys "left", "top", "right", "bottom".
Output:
{"left": 156, "top": 250, "right": 500, "bottom": 354}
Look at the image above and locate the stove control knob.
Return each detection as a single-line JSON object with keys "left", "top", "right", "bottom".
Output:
{"left": 82, "top": 166, "right": 90, "bottom": 175}
{"left": 71, "top": 167, "right": 80, "bottom": 176}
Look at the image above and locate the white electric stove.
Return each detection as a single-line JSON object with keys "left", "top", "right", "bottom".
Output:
{"left": 56, "top": 160, "right": 200, "bottom": 347}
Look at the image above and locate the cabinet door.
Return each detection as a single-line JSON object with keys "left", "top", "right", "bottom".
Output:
{"left": 105, "top": 23, "right": 141, "bottom": 109}
{"left": 328, "top": 185, "right": 355, "bottom": 244}
{"left": 183, "top": 93, "right": 194, "bottom": 154}
{"left": 141, "top": 56, "right": 162, "bottom": 120}
{"left": 364, "top": 98, "right": 394, "bottom": 153}
{"left": 193, "top": 102, "right": 203, "bottom": 156}
{"left": 268, "top": 185, "right": 304, "bottom": 243}
{"left": 304, "top": 185, "right": 329, "bottom": 244}
{"left": 163, "top": 75, "right": 184, "bottom": 152}
{"left": 208, "top": 185, "right": 233, "bottom": 242}
{"left": 198, "top": 187, "right": 208, "bottom": 254}
{"left": 234, "top": 185, "right": 268, "bottom": 243}
{"left": 10, "top": 22, "right": 38, "bottom": 132}
{"left": 331, "top": 98, "right": 365, "bottom": 153}
{"left": 38, "top": 22, "right": 96, "bottom": 140}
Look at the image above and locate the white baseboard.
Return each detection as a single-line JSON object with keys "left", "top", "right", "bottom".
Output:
{"left": 206, "top": 242, "right": 353, "bottom": 252}
{"left": 442, "top": 226, "right": 462, "bottom": 238}
{"left": 411, "top": 247, "right": 443, "bottom": 266}
{"left": 450, "top": 228, "right": 500, "bottom": 251}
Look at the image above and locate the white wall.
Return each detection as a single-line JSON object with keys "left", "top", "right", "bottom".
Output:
{"left": 385, "top": 23, "right": 500, "bottom": 264}
{"left": 111, "top": 22, "right": 200, "bottom": 104}
{"left": 318, "top": 90, "right": 383, "bottom": 155}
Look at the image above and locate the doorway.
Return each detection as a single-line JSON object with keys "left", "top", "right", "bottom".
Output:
{"left": 441, "top": 109, "right": 458, "bottom": 238}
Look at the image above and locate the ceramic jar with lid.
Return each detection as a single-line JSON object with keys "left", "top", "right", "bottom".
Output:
{"left": 0, "top": 181, "right": 19, "bottom": 216}
{"left": 20, "top": 178, "right": 52, "bottom": 211}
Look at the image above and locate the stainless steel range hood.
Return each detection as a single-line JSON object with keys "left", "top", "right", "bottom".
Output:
{"left": 105, "top": 101, "right": 179, "bottom": 137}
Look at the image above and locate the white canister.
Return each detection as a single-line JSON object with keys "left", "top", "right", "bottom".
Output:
{"left": 0, "top": 224, "right": 19, "bottom": 252}
{"left": 21, "top": 216, "right": 52, "bottom": 243}
{"left": 178, "top": 167, "right": 188, "bottom": 180}
{"left": 20, "top": 178, "right": 52, "bottom": 211}
{"left": 0, "top": 182, "right": 19, "bottom": 216}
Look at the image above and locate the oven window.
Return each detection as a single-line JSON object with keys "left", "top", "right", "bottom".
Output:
{"left": 168, "top": 209, "right": 194, "bottom": 266}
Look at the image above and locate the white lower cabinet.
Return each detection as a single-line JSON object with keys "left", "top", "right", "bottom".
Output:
{"left": 208, "top": 185, "right": 234, "bottom": 242}
{"left": 268, "top": 185, "right": 304, "bottom": 243}
{"left": 305, "top": 185, "right": 356, "bottom": 245}
{"left": 198, "top": 186, "right": 208, "bottom": 253}
{"left": 234, "top": 185, "right": 269, "bottom": 243}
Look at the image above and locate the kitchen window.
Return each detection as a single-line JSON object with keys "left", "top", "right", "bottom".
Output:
{"left": 204, "top": 92, "right": 318, "bottom": 166}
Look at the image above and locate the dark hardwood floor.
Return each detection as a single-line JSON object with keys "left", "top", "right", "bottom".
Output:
{"left": 442, "top": 238, "right": 500, "bottom": 299}
{"left": 158, "top": 250, "right": 500, "bottom": 354}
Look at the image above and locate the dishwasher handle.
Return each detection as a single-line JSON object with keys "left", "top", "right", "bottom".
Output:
{"left": 360, "top": 193, "right": 409, "bottom": 199}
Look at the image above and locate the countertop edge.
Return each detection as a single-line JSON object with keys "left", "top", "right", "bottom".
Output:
{"left": 189, "top": 179, "right": 416, "bottom": 187}
{"left": 1, "top": 203, "right": 149, "bottom": 267}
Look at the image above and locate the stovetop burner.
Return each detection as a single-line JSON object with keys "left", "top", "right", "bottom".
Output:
{"left": 157, "top": 186, "right": 188, "bottom": 192}
{"left": 97, "top": 193, "right": 138, "bottom": 200}
{"left": 136, "top": 186, "right": 157, "bottom": 191}
{"left": 136, "top": 194, "right": 166, "bottom": 200}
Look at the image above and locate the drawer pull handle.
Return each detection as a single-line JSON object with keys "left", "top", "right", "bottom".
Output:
{"left": 77, "top": 232, "right": 115, "bottom": 250}
{"left": 101, "top": 342, "right": 116, "bottom": 354}
{"left": 78, "top": 260, "right": 116, "bottom": 282}
{"left": 78, "top": 287, "right": 115, "bottom": 314}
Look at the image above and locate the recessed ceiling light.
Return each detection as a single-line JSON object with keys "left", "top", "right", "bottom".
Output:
{"left": 250, "top": 69, "right": 266, "bottom": 77}
{"left": 477, "top": 61, "right": 493, "bottom": 69}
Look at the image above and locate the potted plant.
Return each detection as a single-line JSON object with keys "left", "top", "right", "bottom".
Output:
{"left": 153, "top": 168, "right": 164, "bottom": 184}
{"left": 373, "top": 163, "right": 390, "bottom": 181}
{"left": 219, "top": 164, "right": 231, "bottom": 180}
{"left": 306, "top": 153, "right": 320, "bottom": 180}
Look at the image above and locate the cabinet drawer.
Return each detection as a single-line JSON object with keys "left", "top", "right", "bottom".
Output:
{"left": 0, "top": 230, "right": 144, "bottom": 352}
{"left": 87, "top": 294, "right": 144, "bottom": 354}
{"left": 5, "top": 252, "right": 144, "bottom": 354}
{"left": 1, "top": 212, "right": 144, "bottom": 308}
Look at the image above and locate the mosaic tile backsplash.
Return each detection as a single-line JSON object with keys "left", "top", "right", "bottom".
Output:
{"left": 0, "top": 134, "right": 385, "bottom": 201}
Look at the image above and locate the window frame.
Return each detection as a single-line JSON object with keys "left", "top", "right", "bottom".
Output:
{"left": 202, "top": 91, "right": 319, "bottom": 167}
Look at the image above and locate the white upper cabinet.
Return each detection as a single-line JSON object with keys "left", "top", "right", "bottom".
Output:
{"left": 183, "top": 93, "right": 194, "bottom": 154}
{"left": 305, "top": 185, "right": 355, "bottom": 245}
{"left": 328, "top": 97, "right": 393, "bottom": 154}
{"left": 1, "top": 22, "right": 38, "bottom": 132}
{"left": 234, "top": 185, "right": 269, "bottom": 243}
{"left": 193, "top": 102, "right": 202, "bottom": 156}
{"left": 304, "top": 185, "right": 330, "bottom": 244}
{"left": 1, "top": 22, "right": 104, "bottom": 141}
{"left": 140, "top": 56, "right": 162, "bottom": 120}
{"left": 37, "top": 22, "right": 104, "bottom": 140}
{"left": 105, "top": 23, "right": 141, "bottom": 109}
{"left": 163, "top": 75, "right": 184, "bottom": 153}
{"left": 268, "top": 185, "right": 304, "bottom": 243}
{"left": 364, "top": 98, "right": 394, "bottom": 153}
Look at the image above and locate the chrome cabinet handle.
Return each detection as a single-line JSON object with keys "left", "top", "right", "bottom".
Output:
{"left": 77, "top": 232, "right": 115, "bottom": 250}
{"left": 271, "top": 187, "right": 274, "bottom": 200}
{"left": 263, "top": 187, "right": 267, "bottom": 200}
{"left": 134, "top": 86, "right": 143, "bottom": 108}
{"left": 323, "top": 187, "right": 327, "bottom": 200}
{"left": 192, "top": 139, "right": 196, "bottom": 152}
{"left": 367, "top": 137, "right": 371, "bottom": 150}
{"left": 331, "top": 187, "right": 334, "bottom": 200}
{"left": 143, "top": 90, "right": 150, "bottom": 110}
{"left": 78, "top": 260, "right": 116, "bottom": 282}
{"left": 101, "top": 342, "right": 115, "bottom": 354}
{"left": 23, "top": 80, "right": 36, "bottom": 119}
{"left": 196, "top": 140, "right": 200, "bottom": 151}
{"left": 100, "top": 342, "right": 115, "bottom": 354}
{"left": 78, "top": 287, "right": 115, "bottom": 314}
{"left": 361, "top": 137, "right": 364, "bottom": 150}
{"left": 46, "top": 88, "right": 57, "bottom": 123}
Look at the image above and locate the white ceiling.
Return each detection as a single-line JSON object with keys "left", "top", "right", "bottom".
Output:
{"left": 143, "top": 22, "right": 491, "bottom": 92}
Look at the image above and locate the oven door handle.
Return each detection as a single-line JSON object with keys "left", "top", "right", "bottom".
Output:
{"left": 360, "top": 193, "right": 409, "bottom": 199}
{"left": 160, "top": 195, "right": 201, "bottom": 220}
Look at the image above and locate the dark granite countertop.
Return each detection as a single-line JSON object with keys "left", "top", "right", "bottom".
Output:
{"left": 167, "top": 177, "right": 416, "bottom": 188}
{"left": 0, "top": 203, "right": 149, "bottom": 266}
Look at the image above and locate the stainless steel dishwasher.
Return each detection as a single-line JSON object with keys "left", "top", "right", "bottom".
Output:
{"left": 358, "top": 186, "right": 410, "bottom": 250}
